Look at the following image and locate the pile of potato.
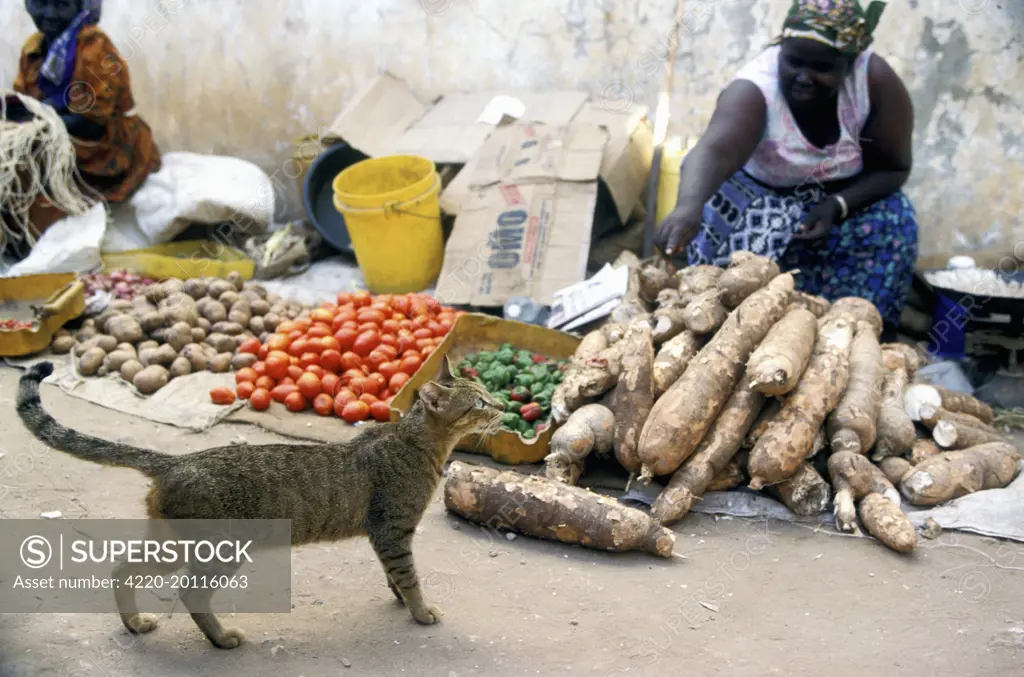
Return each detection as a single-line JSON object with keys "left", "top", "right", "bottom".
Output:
{"left": 51, "top": 272, "right": 308, "bottom": 395}
{"left": 543, "top": 253, "right": 1022, "bottom": 555}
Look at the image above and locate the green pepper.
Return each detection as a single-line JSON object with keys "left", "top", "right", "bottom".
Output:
{"left": 529, "top": 364, "right": 549, "bottom": 381}
{"left": 550, "top": 371, "right": 563, "bottom": 384}
{"left": 505, "top": 400, "right": 522, "bottom": 414}
{"left": 533, "top": 394, "right": 551, "bottom": 410}
{"left": 530, "top": 381, "right": 549, "bottom": 396}
{"left": 514, "top": 373, "right": 535, "bottom": 388}
{"left": 521, "top": 429, "right": 536, "bottom": 440}
{"left": 501, "top": 343, "right": 514, "bottom": 352}
{"left": 501, "top": 412, "right": 520, "bottom": 428}
{"left": 496, "top": 350, "right": 515, "bottom": 366}
{"left": 518, "top": 419, "right": 532, "bottom": 434}
{"left": 515, "top": 355, "right": 533, "bottom": 370}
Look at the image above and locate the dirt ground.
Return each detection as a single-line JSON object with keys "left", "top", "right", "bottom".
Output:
{"left": 0, "top": 364, "right": 1021, "bottom": 677}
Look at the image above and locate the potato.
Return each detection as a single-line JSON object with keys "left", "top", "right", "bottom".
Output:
{"left": 180, "top": 344, "right": 210, "bottom": 372}
{"left": 75, "top": 334, "right": 117, "bottom": 357}
{"left": 232, "top": 353, "right": 258, "bottom": 370}
{"left": 141, "top": 344, "right": 177, "bottom": 367}
{"left": 95, "top": 308, "right": 122, "bottom": 330}
{"left": 210, "top": 353, "right": 233, "bottom": 373}
{"left": 102, "top": 350, "right": 136, "bottom": 373}
{"left": 197, "top": 317, "right": 212, "bottom": 332}
{"left": 120, "top": 359, "right": 144, "bottom": 382}
{"left": 218, "top": 291, "right": 240, "bottom": 308}
{"left": 205, "top": 333, "right": 237, "bottom": 354}
{"left": 168, "top": 356, "right": 192, "bottom": 379}
{"left": 248, "top": 298, "right": 271, "bottom": 317}
{"left": 262, "top": 313, "right": 281, "bottom": 332}
{"left": 227, "top": 271, "right": 245, "bottom": 291}
{"left": 97, "top": 365, "right": 109, "bottom": 377}
{"left": 245, "top": 283, "right": 268, "bottom": 299}
{"left": 106, "top": 315, "right": 144, "bottom": 344}
{"left": 199, "top": 300, "right": 227, "bottom": 324}
{"left": 164, "top": 324, "right": 192, "bottom": 352}
{"left": 212, "top": 321, "right": 245, "bottom": 336}
{"left": 78, "top": 347, "right": 106, "bottom": 376}
{"left": 182, "top": 278, "right": 208, "bottom": 299}
{"left": 83, "top": 318, "right": 97, "bottom": 328}
{"left": 111, "top": 299, "right": 134, "bottom": 313}
{"left": 116, "top": 342, "right": 136, "bottom": 355}
{"left": 190, "top": 327, "right": 207, "bottom": 343}
{"left": 51, "top": 335, "right": 76, "bottom": 354}
{"left": 267, "top": 292, "right": 282, "bottom": 304}
{"left": 207, "top": 280, "right": 235, "bottom": 299}
{"left": 201, "top": 343, "right": 218, "bottom": 361}
{"left": 138, "top": 311, "right": 165, "bottom": 333}
{"left": 75, "top": 325, "right": 97, "bottom": 342}
{"left": 248, "top": 316, "right": 266, "bottom": 335}
{"left": 235, "top": 334, "right": 249, "bottom": 348}
{"left": 133, "top": 365, "right": 169, "bottom": 394}
{"left": 149, "top": 328, "right": 169, "bottom": 344}
{"left": 161, "top": 303, "right": 198, "bottom": 327}
{"left": 137, "top": 340, "right": 159, "bottom": 353}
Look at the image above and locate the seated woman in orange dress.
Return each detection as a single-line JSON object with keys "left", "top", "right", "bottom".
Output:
{"left": 14, "top": 0, "right": 161, "bottom": 203}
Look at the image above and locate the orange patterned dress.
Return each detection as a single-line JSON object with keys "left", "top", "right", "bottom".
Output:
{"left": 14, "top": 26, "right": 161, "bottom": 204}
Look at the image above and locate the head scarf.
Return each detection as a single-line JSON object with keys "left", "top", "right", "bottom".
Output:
{"left": 38, "top": 0, "right": 103, "bottom": 106}
{"left": 778, "top": 0, "right": 886, "bottom": 57}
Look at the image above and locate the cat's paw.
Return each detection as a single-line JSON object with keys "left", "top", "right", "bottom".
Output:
{"left": 388, "top": 579, "right": 405, "bottom": 604}
{"left": 411, "top": 604, "right": 443, "bottom": 625}
{"left": 125, "top": 613, "right": 159, "bottom": 634}
{"left": 210, "top": 627, "right": 246, "bottom": 650}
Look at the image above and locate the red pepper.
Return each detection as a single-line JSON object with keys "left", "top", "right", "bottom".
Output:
{"left": 520, "top": 403, "right": 543, "bottom": 422}
{"left": 460, "top": 367, "right": 479, "bottom": 379}
{"left": 510, "top": 387, "right": 532, "bottom": 402}
{"left": 531, "top": 353, "right": 547, "bottom": 364}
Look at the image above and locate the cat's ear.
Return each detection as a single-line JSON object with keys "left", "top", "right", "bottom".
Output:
{"left": 418, "top": 382, "right": 445, "bottom": 414}
{"left": 438, "top": 355, "right": 456, "bottom": 384}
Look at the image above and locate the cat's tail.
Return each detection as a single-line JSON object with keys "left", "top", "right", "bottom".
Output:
{"left": 17, "top": 362, "right": 171, "bottom": 476}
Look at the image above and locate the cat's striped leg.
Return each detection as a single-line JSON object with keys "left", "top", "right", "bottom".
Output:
{"left": 368, "top": 527, "right": 441, "bottom": 625}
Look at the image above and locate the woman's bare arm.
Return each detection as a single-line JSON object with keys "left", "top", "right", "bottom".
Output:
{"left": 655, "top": 80, "right": 767, "bottom": 255}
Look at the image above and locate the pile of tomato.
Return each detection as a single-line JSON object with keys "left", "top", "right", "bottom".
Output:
{"left": 214, "top": 291, "right": 462, "bottom": 423}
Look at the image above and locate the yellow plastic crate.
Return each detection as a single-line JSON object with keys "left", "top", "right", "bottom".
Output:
{"left": 0, "top": 273, "right": 85, "bottom": 357}
{"left": 100, "top": 241, "right": 255, "bottom": 281}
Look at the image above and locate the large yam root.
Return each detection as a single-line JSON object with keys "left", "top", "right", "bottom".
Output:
{"left": 872, "top": 368, "right": 916, "bottom": 461}
{"left": 746, "top": 307, "right": 817, "bottom": 396}
{"left": 718, "top": 252, "right": 781, "bottom": 309}
{"left": 909, "top": 439, "right": 942, "bottom": 466}
{"left": 826, "top": 321, "right": 884, "bottom": 454}
{"left": 650, "top": 383, "right": 764, "bottom": 525}
{"left": 881, "top": 343, "right": 924, "bottom": 377}
{"left": 769, "top": 463, "right": 831, "bottom": 516}
{"left": 789, "top": 292, "right": 831, "bottom": 318}
{"left": 638, "top": 273, "right": 794, "bottom": 480}
{"left": 545, "top": 404, "right": 615, "bottom": 485}
{"left": 677, "top": 265, "right": 723, "bottom": 298}
{"left": 879, "top": 457, "right": 912, "bottom": 485}
{"left": 652, "top": 298, "right": 689, "bottom": 345}
{"left": 903, "top": 383, "right": 943, "bottom": 422}
{"left": 707, "top": 451, "right": 749, "bottom": 492}
{"left": 858, "top": 493, "right": 917, "bottom": 553}
{"left": 830, "top": 297, "right": 883, "bottom": 338}
{"left": 748, "top": 314, "right": 854, "bottom": 489}
{"left": 907, "top": 384, "right": 994, "bottom": 424}
{"left": 918, "top": 403, "right": 1005, "bottom": 449}
{"left": 683, "top": 289, "right": 729, "bottom": 335}
{"left": 899, "top": 442, "right": 1022, "bottom": 506}
{"left": 552, "top": 343, "right": 623, "bottom": 423}
{"left": 652, "top": 331, "right": 702, "bottom": 396}
{"left": 744, "top": 399, "right": 781, "bottom": 449}
{"left": 638, "top": 264, "right": 678, "bottom": 304}
{"left": 827, "top": 450, "right": 901, "bottom": 533}
{"left": 444, "top": 462, "right": 676, "bottom": 558}
{"left": 611, "top": 321, "right": 656, "bottom": 474}
{"left": 574, "top": 328, "right": 609, "bottom": 362}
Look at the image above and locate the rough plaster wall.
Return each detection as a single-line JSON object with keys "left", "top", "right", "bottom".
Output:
{"left": 1, "top": 0, "right": 1021, "bottom": 269}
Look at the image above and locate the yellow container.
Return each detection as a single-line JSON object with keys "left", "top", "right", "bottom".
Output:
{"left": 655, "top": 143, "right": 687, "bottom": 227}
{"left": 389, "top": 313, "right": 581, "bottom": 465}
{"left": 100, "top": 240, "right": 255, "bottom": 281}
{"left": 0, "top": 273, "right": 85, "bottom": 357}
{"left": 332, "top": 155, "right": 443, "bottom": 294}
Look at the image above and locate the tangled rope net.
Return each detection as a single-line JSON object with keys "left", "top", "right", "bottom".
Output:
{"left": 1, "top": 89, "right": 98, "bottom": 256}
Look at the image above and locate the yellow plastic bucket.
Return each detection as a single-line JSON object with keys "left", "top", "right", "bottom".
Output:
{"left": 332, "top": 155, "right": 444, "bottom": 294}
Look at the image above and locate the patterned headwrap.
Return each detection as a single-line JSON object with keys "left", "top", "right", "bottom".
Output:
{"left": 778, "top": 0, "right": 886, "bottom": 57}
{"left": 39, "top": 0, "right": 103, "bottom": 94}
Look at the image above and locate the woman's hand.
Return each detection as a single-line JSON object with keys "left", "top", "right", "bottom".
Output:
{"left": 654, "top": 206, "right": 703, "bottom": 257}
{"left": 793, "top": 196, "right": 842, "bottom": 243}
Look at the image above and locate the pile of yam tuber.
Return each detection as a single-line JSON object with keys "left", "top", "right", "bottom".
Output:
{"left": 436, "top": 252, "right": 1022, "bottom": 557}
{"left": 51, "top": 272, "right": 308, "bottom": 395}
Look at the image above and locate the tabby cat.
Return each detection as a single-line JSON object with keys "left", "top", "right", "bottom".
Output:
{"left": 16, "top": 359, "right": 503, "bottom": 650}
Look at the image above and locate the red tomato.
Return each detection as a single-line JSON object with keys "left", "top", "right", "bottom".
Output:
{"left": 367, "top": 350, "right": 390, "bottom": 370}
{"left": 334, "top": 388, "right": 357, "bottom": 409}
{"left": 305, "top": 364, "right": 325, "bottom": 379}
{"left": 236, "top": 382, "right": 256, "bottom": 400}
{"left": 396, "top": 332, "right": 416, "bottom": 354}
{"left": 313, "top": 393, "right": 335, "bottom": 417}
{"left": 258, "top": 344, "right": 270, "bottom": 360}
{"left": 357, "top": 309, "right": 386, "bottom": 326}
{"left": 389, "top": 372, "right": 411, "bottom": 392}
{"left": 304, "top": 337, "right": 324, "bottom": 354}
{"left": 287, "top": 365, "right": 305, "bottom": 382}
{"left": 369, "top": 372, "right": 388, "bottom": 392}
{"left": 427, "top": 321, "right": 446, "bottom": 338}
{"left": 421, "top": 345, "right": 435, "bottom": 358}
{"left": 378, "top": 361, "right": 400, "bottom": 382}
{"left": 210, "top": 387, "right": 236, "bottom": 405}
{"left": 235, "top": 367, "right": 258, "bottom": 384}
{"left": 319, "top": 349, "right": 343, "bottom": 373}
{"left": 341, "top": 368, "right": 365, "bottom": 384}
{"left": 238, "top": 337, "right": 261, "bottom": 355}
{"left": 334, "top": 327, "right": 358, "bottom": 351}
{"left": 391, "top": 296, "right": 410, "bottom": 316}
{"left": 321, "top": 373, "right": 341, "bottom": 396}
{"left": 319, "top": 336, "right": 341, "bottom": 353}
{"left": 265, "top": 352, "right": 291, "bottom": 380}
{"left": 289, "top": 338, "right": 309, "bottom": 357}
{"left": 310, "top": 308, "right": 334, "bottom": 325}
{"left": 341, "top": 352, "right": 362, "bottom": 371}
{"left": 359, "top": 393, "right": 379, "bottom": 406}
{"left": 352, "top": 330, "right": 380, "bottom": 357}
{"left": 415, "top": 338, "right": 433, "bottom": 350}
{"left": 255, "top": 375, "right": 276, "bottom": 391}
{"left": 299, "top": 352, "right": 320, "bottom": 369}
{"left": 265, "top": 334, "right": 291, "bottom": 352}
{"left": 381, "top": 319, "right": 401, "bottom": 334}
{"left": 252, "top": 361, "right": 267, "bottom": 377}
{"left": 410, "top": 298, "right": 430, "bottom": 318}
{"left": 284, "top": 391, "right": 308, "bottom": 412}
{"left": 288, "top": 329, "right": 303, "bottom": 342}
{"left": 307, "top": 325, "right": 332, "bottom": 339}
{"left": 340, "top": 400, "right": 370, "bottom": 423}
{"left": 296, "top": 372, "right": 322, "bottom": 400}
{"left": 401, "top": 349, "right": 421, "bottom": 360}
{"left": 271, "top": 384, "right": 298, "bottom": 403}
{"left": 351, "top": 377, "right": 380, "bottom": 398}
{"left": 336, "top": 292, "right": 352, "bottom": 306}
{"left": 423, "top": 296, "right": 441, "bottom": 314}
{"left": 278, "top": 376, "right": 296, "bottom": 387}
{"left": 276, "top": 321, "right": 297, "bottom": 335}
{"left": 352, "top": 291, "right": 372, "bottom": 308}
{"left": 250, "top": 388, "right": 271, "bottom": 411}
{"left": 412, "top": 315, "right": 432, "bottom": 329}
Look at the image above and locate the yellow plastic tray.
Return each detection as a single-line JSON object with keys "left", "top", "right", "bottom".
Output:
{"left": 100, "top": 241, "right": 255, "bottom": 281}
{"left": 389, "top": 313, "right": 581, "bottom": 465}
{"left": 0, "top": 273, "right": 85, "bottom": 357}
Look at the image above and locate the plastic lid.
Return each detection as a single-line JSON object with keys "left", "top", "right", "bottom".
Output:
{"left": 947, "top": 256, "right": 976, "bottom": 270}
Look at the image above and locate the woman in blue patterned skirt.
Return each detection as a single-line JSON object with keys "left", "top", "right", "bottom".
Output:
{"left": 655, "top": 0, "right": 916, "bottom": 337}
